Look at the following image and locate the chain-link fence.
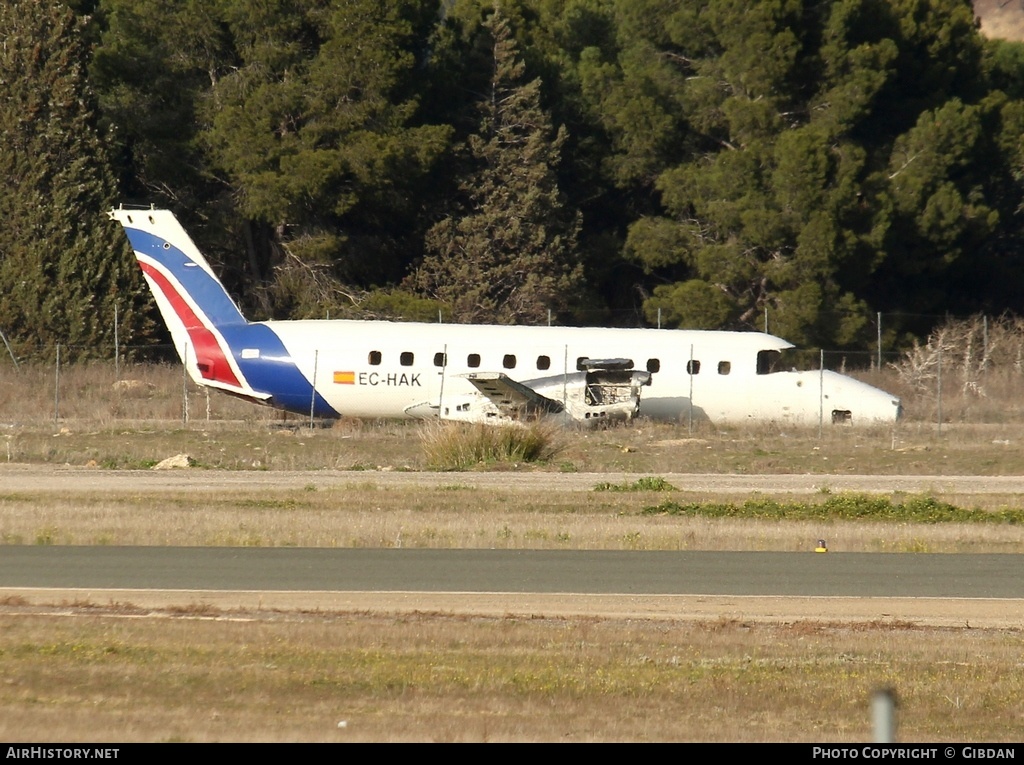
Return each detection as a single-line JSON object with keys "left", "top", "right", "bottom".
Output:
{"left": 5, "top": 312, "right": 1024, "bottom": 428}
{"left": 0, "top": 345, "right": 293, "bottom": 426}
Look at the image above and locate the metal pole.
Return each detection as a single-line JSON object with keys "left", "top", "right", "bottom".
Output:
{"left": 818, "top": 349, "right": 824, "bottom": 438}
{"left": 872, "top": 687, "right": 897, "bottom": 743}
{"left": 877, "top": 311, "right": 882, "bottom": 371}
{"left": 688, "top": 344, "right": 694, "bottom": 436}
{"left": 0, "top": 328, "right": 18, "bottom": 369}
{"left": 983, "top": 314, "right": 989, "bottom": 373}
{"left": 54, "top": 344, "right": 60, "bottom": 424}
{"left": 937, "top": 344, "right": 942, "bottom": 434}
{"left": 309, "top": 349, "right": 319, "bottom": 429}
{"left": 182, "top": 341, "right": 189, "bottom": 426}
{"left": 438, "top": 343, "right": 448, "bottom": 417}
{"left": 563, "top": 345, "right": 569, "bottom": 412}
{"left": 657, "top": 307, "right": 661, "bottom": 330}
{"left": 114, "top": 303, "right": 120, "bottom": 381}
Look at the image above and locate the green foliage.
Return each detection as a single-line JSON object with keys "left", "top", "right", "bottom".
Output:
{"left": 409, "top": 5, "right": 583, "bottom": 325}
{"left": 91, "top": 0, "right": 223, "bottom": 205}
{"left": 582, "top": 0, "right": 1023, "bottom": 345}
{"left": 359, "top": 290, "right": 448, "bottom": 323}
{"left": 643, "top": 281, "right": 735, "bottom": 330}
{"left": 204, "top": 0, "right": 452, "bottom": 226}
{"left": 93, "top": 0, "right": 453, "bottom": 320}
{"left": 0, "top": 0, "right": 151, "bottom": 360}
{"left": 594, "top": 476, "right": 678, "bottom": 492}
{"left": 642, "top": 493, "right": 1024, "bottom": 524}
{"left": 55, "top": 0, "right": 1024, "bottom": 348}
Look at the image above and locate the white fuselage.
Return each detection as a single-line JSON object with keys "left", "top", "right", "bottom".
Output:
{"left": 262, "top": 319, "right": 900, "bottom": 426}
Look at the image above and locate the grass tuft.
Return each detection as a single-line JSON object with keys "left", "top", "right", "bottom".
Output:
{"left": 419, "top": 420, "right": 563, "bottom": 470}
{"left": 594, "top": 476, "right": 678, "bottom": 492}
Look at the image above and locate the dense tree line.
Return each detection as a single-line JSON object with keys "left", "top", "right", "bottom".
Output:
{"left": 1, "top": 0, "right": 1023, "bottom": 359}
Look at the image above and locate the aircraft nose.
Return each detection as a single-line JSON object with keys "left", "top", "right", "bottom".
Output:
{"left": 826, "top": 372, "right": 902, "bottom": 424}
{"left": 872, "top": 391, "right": 902, "bottom": 423}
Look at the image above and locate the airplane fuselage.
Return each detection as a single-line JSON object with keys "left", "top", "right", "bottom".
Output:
{"left": 221, "top": 319, "right": 900, "bottom": 425}
{"left": 111, "top": 206, "right": 902, "bottom": 427}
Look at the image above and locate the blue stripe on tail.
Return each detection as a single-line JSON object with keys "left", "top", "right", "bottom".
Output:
{"left": 124, "top": 228, "right": 246, "bottom": 327}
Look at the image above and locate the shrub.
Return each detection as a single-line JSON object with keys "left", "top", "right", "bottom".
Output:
{"left": 419, "top": 420, "right": 563, "bottom": 470}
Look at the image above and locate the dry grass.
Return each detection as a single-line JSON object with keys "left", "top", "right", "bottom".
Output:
{"left": 0, "top": 608, "right": 1019, "bottom": 742}
{"left": 419, "top": 420, "right": 565, "bottom": 469}
{"left": 3, "top": 482, "right": 1024, "bottom": 552}
{"left": 12, "top": 411, "right": 1024, "bottom": 475}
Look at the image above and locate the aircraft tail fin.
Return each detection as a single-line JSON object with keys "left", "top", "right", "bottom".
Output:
{"left": 109, "top": 206, "right": 264, "bottom": 398}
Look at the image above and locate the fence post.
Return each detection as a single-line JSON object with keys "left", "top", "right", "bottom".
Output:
{"left": 54, "top": 344, "right": 61, "bottom": 424}
{"left": 818, "top": 349, "right": 824, "bottom": 439}
{"left": 872, "top": 687, "right": 897, "bottom": 743}
{"left": 877, "top": 312, "right": 882, "bottom": 371}
{"left": 562, "top": 345, "right": 569, "bottom": 412}
{"left": 983, "top": 314, "right": 989, "bottom": 374}
{"left": 688, "top": 343, "right": 694, "bottom": 436}
{"left": 114, "top": 303, "right": 120, "bottom": 381}
{"left": 438, "top": 343, "right": 448, "bottom": 417}
{"left": 0, "top": 328, "right": 18, "bottom": 369}
{"left": 182, "top": 341, "right": 189, "bottom": 426}
{"left": 309, "top": 349, "right": 319, "bottom": 429}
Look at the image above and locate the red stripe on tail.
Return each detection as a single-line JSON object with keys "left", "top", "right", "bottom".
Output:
{"left": 140, "top": 262, "right": 243, "bottom": 388}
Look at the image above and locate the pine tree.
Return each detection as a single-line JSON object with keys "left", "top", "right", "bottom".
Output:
{"left": 410, "top": 5, "right": 582, "bottom": 325}
{"left": 0, "top": 0, "right": 149, "bottom": 359}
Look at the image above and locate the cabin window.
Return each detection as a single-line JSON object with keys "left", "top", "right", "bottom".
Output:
{"left": 400, "top": 351, "right": 414, "bottom": 367}
{"left": 757, "top": 349, "right": 781, "bottom": 375}
{"left": 368, "top": 351, "right": 382, "bottom": 366}
{"left": 646, "top": 358, "right": 660, "bottom": 373}
{"left": 576, "top": 357, "right": 588, "bottom": 371}
{"left": 686, "top": 360, "right": 701, "bottom": 375}
{"left": 718, "top": 361, "right": 731, "bottom": 375}
{"left": 467, "top": 353, "right": 481, "bottom": 368}
{"left": 537, "top": 355, "right": 551, "bottom": 371}
{"left": 503, "top": 354, "right": 516, "bottom": 369}
{"left": 433, "top": 352, "right": 447, "bottom": 367}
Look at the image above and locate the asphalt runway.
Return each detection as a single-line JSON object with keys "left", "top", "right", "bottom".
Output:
{"left": 0, "top": 546, "right": 1021, "bottom": 598}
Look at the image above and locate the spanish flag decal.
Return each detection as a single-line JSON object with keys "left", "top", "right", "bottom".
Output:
{"left": 334, "top": 371, "right": 355, "bottom": 385}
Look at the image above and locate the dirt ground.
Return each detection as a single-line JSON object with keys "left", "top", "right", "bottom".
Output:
{"left": 8, "top": 461, "right": 1024, "bottom": 494}
{"left": 0, "top": 588, "right": 1017, "bottom": 629}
